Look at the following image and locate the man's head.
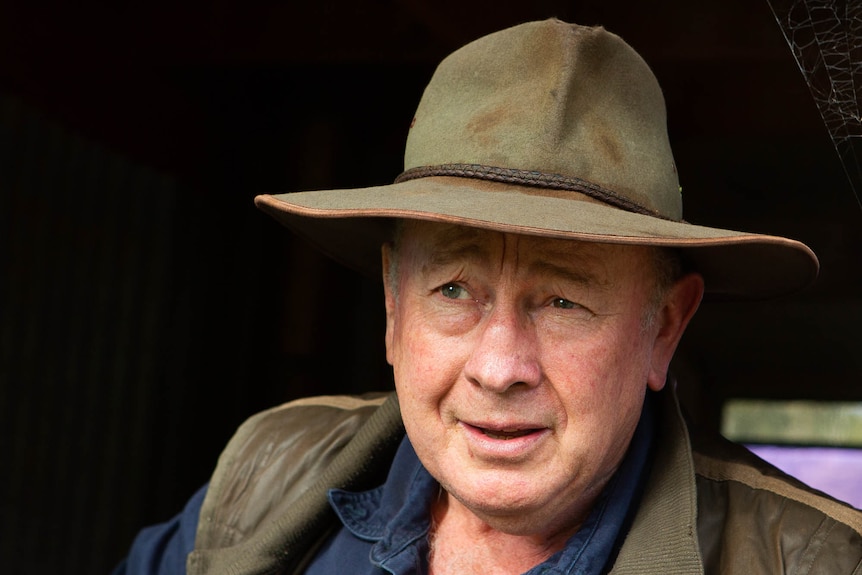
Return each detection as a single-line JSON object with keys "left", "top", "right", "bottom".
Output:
{"left": 380, "top": 220, "right": 702, "bottom": 535}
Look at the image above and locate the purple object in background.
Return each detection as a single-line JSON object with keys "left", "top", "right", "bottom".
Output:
{"left": 747, "top": 444, "right": 862, "bottom": 509}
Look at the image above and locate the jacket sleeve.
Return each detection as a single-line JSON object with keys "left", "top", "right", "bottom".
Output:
{"left": 111, "top": 484, "right": 208, "bottom": 575}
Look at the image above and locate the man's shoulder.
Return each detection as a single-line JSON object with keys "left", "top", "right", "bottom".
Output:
{"left": 691, "top": 431, "right": 862, "bottom": 531}
{"left": 690, "top": 431, "right": 862, "bottom": 573}
{"left": 214, "top": 392, "right": 397, "bottom": 488}
{"left": 194, "top": 392, "right": 403, "bottom": 554}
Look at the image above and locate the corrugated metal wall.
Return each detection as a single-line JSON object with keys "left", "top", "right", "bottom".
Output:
{"left": 0, "top": 84, "right": 396, "bottom": 573}
{"left": 0, "top": 94, "right": 182, "bottom": 572}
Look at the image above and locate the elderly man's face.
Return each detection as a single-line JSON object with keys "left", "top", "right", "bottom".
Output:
{"left": 382, "top": 221, "right": 701, "bottom": 536}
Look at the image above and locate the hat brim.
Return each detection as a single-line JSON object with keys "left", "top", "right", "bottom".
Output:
{"left": 255, "top": 176, "right": 818, "bottom": 301}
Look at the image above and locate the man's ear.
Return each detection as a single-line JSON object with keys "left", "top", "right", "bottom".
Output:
{"left": 647, "top": 273, "right": 704, "bottom": 391}
{"left": 381, "top": 243, "right": 396, "bottom": 366}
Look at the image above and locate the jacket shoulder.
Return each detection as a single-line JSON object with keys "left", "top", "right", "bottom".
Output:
{"left": 195, "top": 393, "right": 399, "bottom": 550}
{"left": 692, "top": 432, "right": 862, "bottom": 574}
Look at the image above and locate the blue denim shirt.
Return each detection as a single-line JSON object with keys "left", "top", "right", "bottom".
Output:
{"left": 305, "top": 395, "right": 655, "bottom": 575}
{"left": 111, "top": 484, "right": 207, "bottom": 575}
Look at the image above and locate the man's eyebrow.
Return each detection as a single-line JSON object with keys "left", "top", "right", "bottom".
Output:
{"left": 527, "top": 254, "right": 607, "bottom": 289}
{"left": 422, "top": 227, "right": 491, "bottom": 269}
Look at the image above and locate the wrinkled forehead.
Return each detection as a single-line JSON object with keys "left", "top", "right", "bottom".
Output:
{"left": 394, "top": 219, "right": 658, "bottom": 283}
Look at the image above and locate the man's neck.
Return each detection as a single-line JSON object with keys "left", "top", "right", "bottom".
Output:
{"left": 427, "top": 491, "right": 586, "bottom": 575}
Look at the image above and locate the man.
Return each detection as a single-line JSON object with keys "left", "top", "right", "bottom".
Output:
{"left": 117, "top": 19, "right": 862, "bottom": 574}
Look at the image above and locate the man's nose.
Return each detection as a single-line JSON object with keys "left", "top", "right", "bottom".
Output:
{"left": 463, "top": 302, "right": 542, "bottom": 393}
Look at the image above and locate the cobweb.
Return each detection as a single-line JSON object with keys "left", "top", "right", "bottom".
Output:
{"left": 767, "top": 0, "right": 862, "bottom": 210}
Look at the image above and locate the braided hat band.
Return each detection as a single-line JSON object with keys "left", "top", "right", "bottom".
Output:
{"left": 395, "top": 164, "right": 672, "bottom": 220}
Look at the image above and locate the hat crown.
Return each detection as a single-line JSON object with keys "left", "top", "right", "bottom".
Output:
{"left": 404, "top": 19, "right": 682, "bottom": 220}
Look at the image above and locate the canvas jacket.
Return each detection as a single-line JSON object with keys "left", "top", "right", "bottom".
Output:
{"left": 187, "top": 388, "right": 862, "bottom": 575}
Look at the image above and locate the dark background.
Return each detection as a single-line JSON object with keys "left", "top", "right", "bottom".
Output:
{"left": 1, "top": 1, "right": 860, "bottom": 573}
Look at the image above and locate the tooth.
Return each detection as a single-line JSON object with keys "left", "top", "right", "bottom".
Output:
{"left": 482, "top": 428, "right": 534, "bottom": 439}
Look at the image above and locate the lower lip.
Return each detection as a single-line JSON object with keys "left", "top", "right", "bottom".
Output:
{"left": 460, "top": 422, "right": 550, "bottom": 460}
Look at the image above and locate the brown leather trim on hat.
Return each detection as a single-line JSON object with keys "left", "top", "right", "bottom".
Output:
{"left": 395, "top": 163, "right": 671, "bottom": 220}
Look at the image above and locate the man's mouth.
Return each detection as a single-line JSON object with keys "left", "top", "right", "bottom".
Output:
{"left": 478, "top": 427, "right": 542, "bottom": 440}
{"left": 460, "top": 422, "right": 550, "bottom": 458}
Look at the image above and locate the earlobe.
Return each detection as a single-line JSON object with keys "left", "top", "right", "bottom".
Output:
{"left": 647, "top": 273, "right": 704, "bottom": 391}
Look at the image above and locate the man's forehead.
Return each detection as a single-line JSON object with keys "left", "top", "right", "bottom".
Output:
{"left": 398, "top": 220, "right": 644, "bottom": 281}
{"left": 400, "top": 220, "right": 620, "bottom": 259}
{"left": 399, "top": 220, "right": 484, "bottom": 244}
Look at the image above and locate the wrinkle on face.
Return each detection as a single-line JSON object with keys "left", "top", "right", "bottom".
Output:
{"left": 422, "top": 225, "right": 491, "bottom": 274}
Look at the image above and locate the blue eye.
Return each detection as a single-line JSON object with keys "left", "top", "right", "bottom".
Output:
{"left": 440, "top": 284, "right": 468, "bottom": 299}
{"left": 552, "top": 298, "right": 577, "bottom": 309}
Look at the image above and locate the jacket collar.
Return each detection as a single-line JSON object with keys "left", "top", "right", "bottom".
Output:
{"left": 610, "top": 380, "right": 704, "bottom": 574}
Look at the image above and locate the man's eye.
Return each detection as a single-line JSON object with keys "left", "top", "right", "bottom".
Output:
{"left": 440, "top": 284, "right": 468, "bottom": 300}
{"left": 552, "top": 297, "right": 577, "bottom": 309}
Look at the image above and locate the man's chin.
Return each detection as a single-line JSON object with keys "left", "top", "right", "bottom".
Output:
{"left": 448, "top": 487, "right": 585, "bottom": 538}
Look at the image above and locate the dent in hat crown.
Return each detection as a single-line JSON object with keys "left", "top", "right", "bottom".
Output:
{"left": 402, "top": 19, "right": 682, "bottom": 220}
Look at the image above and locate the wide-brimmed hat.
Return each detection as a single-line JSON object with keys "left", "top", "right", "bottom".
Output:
{"left": 255, "top": 19, "right": 818, "bottom": 300}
